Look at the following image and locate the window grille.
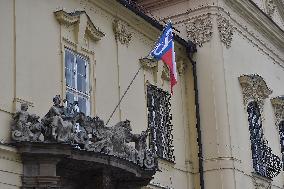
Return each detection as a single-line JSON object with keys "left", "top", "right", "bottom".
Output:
{"left": 64, "top": 49, "right": 90, "bottom": 115}
{"left": 147, "top": 84, "right": 174, "bottom": 162}
{"left": 247, "top": 101, "right": 282, "bottom": 179}
{"left": 279, "top": 121, "right": 284, "bottom": 170}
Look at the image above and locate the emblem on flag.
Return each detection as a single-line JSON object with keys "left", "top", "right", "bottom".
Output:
{"left": 150, "top": 22, "right": 177, "bottom": 94}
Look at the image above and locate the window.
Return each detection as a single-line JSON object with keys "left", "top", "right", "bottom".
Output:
{"left": 279, "top": 121, "right": 284, "bottom": 170}
{"left": 247, "top": 101, "right": 282, "bottom": 179}
{"left": 65, "top": 49, "right": 90, "bottom": 115}
{"left": 147, "top": 84, "right": 174, "bottom": 162}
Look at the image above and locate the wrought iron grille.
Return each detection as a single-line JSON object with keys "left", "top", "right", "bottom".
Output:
{"left": 279, "top": 121, "right": 284, "bottom": 170}
{"left": 147, "top": 84, "right": 175, "bottom": 162}
{"left": 247, "top": 101, "right": 282, "bottom": 179}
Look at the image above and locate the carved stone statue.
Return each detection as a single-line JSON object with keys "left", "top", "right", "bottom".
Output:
{"left": 11, "top": 103, "right": 42, "bottom": 142}
{"left": 11, "top": 95, "right": 157, "bottom": 170}
{"left": 41, "top": 95, "right": 74, "bottom": 142}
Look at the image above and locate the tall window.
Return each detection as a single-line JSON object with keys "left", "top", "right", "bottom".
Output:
{"left": 65, "top": 49, "right": 90, "bottom": 115}
{"left": 279, "top": 121, "right": 284, "bottom": 170}
{"left": 247, "top": 101, "right": 282, "bottom": 179}
{"left": 147, "top": 84, "right": 174, "bottom": 162}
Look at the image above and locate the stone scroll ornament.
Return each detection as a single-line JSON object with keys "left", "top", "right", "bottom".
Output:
{"left": 11, "top": 95, "right": 157, "bottom": 170}
{"left": 217, "top": 16, "right": 234, "bottom": 48}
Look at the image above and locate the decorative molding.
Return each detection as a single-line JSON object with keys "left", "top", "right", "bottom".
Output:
{"left": 139, "top": 58, "right": 158, "bottom": 69}
{"left": 252, "top": 172, "right": 272, "bottom": 189}
{"left": 0, "top": 145, "right": 21, "bottom": 162}
{"left": 137, "top": 0, "right": 187, "bottom": 11}
{"left": 265, "top": 0, "right": 276, "bottom": 17}
{"left": 177, "top": 58, "right": 187, "bottom": 75}
{"left": 54, "top": 10, "right": 105, "bottom": 42}
{"left": 113, "top": 19, "right": 132, "bottom": 46}
{"left": 163, "top": 6, "right": 284, "bottom": 68}
{"left": 186, "top": 15, "right": 213, "bottom": 47}
{"left": 149, "top": 181, "right": 174, "bottom": 189}
{"left": 271, "top": 96, "right": 284, "bottom": 126}
{"left": 217, "top": 15, "right": 234, "bottom": 48}
{"left": 238, "top": 74, "right": 272, "bottom": 114}
{"left": 13, "top": 98, "right": 34, "bottom": 107}
{"left": 161, "top": 65, "right": 170, "bottom": 81}
{"left": 224, "top": 0, "right": 284, "bottom": 51}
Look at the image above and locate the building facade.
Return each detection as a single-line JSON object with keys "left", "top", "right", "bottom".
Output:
{"left": 1, "top": 0, "right": 284, "bottom": 189}
{"left": 136, "top": 0, "right": 284, "bottom": 189}
{"left": 0, "top": 0, "right": 199, "bottom": 189}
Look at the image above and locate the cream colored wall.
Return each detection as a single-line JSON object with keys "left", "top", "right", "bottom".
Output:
{"left": 223, "top": 29, "right": 284, "bottom": 188}
{"left": 0, "top": 0, "right": 198, "bottom": 188}
{"left": 143, "top": 0, "right": 284, "bottom": 188}
{"left": 194, "top": 13, "right": 284, "bottom": 189}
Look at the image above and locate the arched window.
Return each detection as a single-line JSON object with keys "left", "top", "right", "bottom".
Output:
{"left": 247, "top": 101, "right": 266, "bottom": 176}
{"left": 247, "top": 101, "right": 282, "bottom": 178}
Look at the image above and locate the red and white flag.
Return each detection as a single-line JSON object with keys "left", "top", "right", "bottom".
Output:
{"left": 150, "top": 22, "right": 177, "bottom": 94}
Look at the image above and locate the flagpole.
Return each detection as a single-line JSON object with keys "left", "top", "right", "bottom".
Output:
{"left": 106, "top": 65, "right": 143, "bottom": 125}
{"left": 106, "top": 21, "right": 174, "bottom": 125}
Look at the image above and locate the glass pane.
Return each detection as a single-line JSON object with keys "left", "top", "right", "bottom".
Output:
{"left": 66, "top": 91, "right": 75, "bottom": 114}
{"left": 65, "top": 50, "right": 74, "bottom": 70}
{"left": 77, "top": 75, "right": 86, "bottom": 93}
{"left": 77, "top": 56, "right": 86, "bottom": 76}
{"left": 78, "top": 96, "right": 86, "bottom": 114}
{"left": 66, "top": 91, "right": 74, "bottom": 104}
{"left": 65, "top": 69, "right": 72, "bottom": 87}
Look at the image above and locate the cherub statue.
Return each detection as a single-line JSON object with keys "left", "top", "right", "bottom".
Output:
{"left": 11, "top": 103, "right": 33, "bottom": 141}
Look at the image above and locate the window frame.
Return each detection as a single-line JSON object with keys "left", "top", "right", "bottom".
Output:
{"left": 146, "top": 83, "right": 175, "bottom": 162}
{"left": 61, "top": 39, "right": 96, "bottom": 117}
{"left": 64, "top": 48, "right": 90, "bottom": 115}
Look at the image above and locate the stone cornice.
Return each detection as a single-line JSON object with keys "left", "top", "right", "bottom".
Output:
{"left": 162, "top": 5, "right": 284, "bottom": 67}
{"left": 224, "top": 0, "right": 284, "bottom": 51}
{"left": 54, "top": 10, "right": 105, "bottom": 41}
{"left": 136, "top": 0, "right": 187, "bottom": 11}
{"left": 88, "top": 0, "right": 189, "bottom": 58}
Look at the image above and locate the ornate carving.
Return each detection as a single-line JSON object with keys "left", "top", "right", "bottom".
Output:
{"left": 252, "top": 173, "right": 272, "bottom": 189}
{"left": 217, "top": 16, "right": 234, "bottom": 48}
{"left": 11, "top": 95, "right": 157, "bottom": 170}
{"left": 177, "top": 58, "right": 187, "bottom": 75}
{"left": 161, "top": 65, "right": 170, "bottom": 81}
{"left": 11, "top": 103, "right": 42, "bottom": 142}
{"left": 54, "top": 10, "right": 105, "bottom": 41}
{"left": 238, "top": 74, "right": 272, "bottom": 114}
{"left": 113, "top": 19, "right": 132, "bottom": 46}
{"left": 139, "top": 58, "right": 158, "bottom": 70}
{"left": 271, "top": 96, "right": 284, "bottom": 126}
{"left": 186, "top": 15, "right": 213, "bottom": 47}
{"left": 265, "top": 0, "right": 276, "bottom": 17}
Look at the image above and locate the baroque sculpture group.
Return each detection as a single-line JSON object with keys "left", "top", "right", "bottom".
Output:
{"left": 11, "top": 95, "right": 156, "bottom": 170}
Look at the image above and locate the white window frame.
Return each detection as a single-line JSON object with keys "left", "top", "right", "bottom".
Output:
{"left": 64, "top": 48, "right": 90, "bottom": 116}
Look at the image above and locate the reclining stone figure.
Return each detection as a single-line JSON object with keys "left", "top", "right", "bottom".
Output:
{"left": 41, "top": 95, "right": 74, "bottom": 142}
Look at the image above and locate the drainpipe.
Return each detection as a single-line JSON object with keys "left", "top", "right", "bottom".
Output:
{"left": 186, "top": 41, "right": 205, "bottom": 189}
